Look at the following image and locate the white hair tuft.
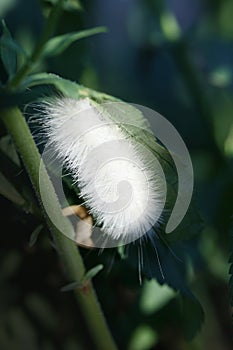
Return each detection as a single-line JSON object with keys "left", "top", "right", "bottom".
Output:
{"left": 38, "top": 97, "right": 166, "bottom": 244}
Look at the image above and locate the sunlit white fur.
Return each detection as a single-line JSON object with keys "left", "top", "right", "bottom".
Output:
{"left": 39, "top": 97, "right": 165, "bottom": 242}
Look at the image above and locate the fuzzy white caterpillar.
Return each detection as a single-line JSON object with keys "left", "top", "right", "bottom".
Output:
{"left": 39, "top": 97, "right": 166, "bottom": 245}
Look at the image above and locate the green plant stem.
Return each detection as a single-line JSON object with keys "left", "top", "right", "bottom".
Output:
{"left": 8, "top": 0, "right": 64, "bottom": 88}
{"left": 1, "top": 1, "right": 117, "bottom": 347}
{"left": 1, "top": 107, "right": 117, "bottom": 350}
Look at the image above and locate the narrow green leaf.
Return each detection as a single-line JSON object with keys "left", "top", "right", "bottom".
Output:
{"left": 20, "top": 73, "right": 82, "bottom": 98}
{"left": 61, "top": 265, "right": 103, "bottom": 292}
{"left": 61, "top": 281, "right": 82, "bottom": 292}
{"left": 0, "top": 20, "right": 17, "bottom": 78}
{"left": 42, "top": 27, "right": 107, "bottom": 57}
{"left": 0, "top": 171, "right": 25, "bottom": 206}
{"left": 83, "top": 264, "right": 104, "bottom": 282}
{"left": 20, "top": 73, "right": 118, "bottom": 102}
{"left": 29, "top": 224, "right": 44, "bottom": 247}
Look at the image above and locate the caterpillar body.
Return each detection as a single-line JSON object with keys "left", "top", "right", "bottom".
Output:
{"left": 37, "top": 97, "right": 166, "bottom": 247}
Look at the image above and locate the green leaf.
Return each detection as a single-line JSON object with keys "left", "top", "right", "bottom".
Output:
{"left": 29, "top": 224, "right": 44, "bottom": 247}
{"left": 0, "top": 171, "right": 25, "bottom": 206}
{"left": 61, "top": 264, "right": 103, "bottom": 292}
{"left": 20, "top": 73, "right": 83, "bottom": 98}
{"left": 140, "top": 280, "right": 176, "bottom": 314}
{"left": 20, "top": 73, "right": 117, "bottom": 102}
{"left": 61, "top": 281, "right": 82, "bottom": 292}
{"left": 83, "top": 264, "right": 103, "bottom": 282}
{"left": 94, "top": 101, "right": 203, "bottom": 241}
{"left": 131, "top": 234, "right": 192, "bottom": 295}
{"left": 0, "top": 20, "right": 17, "bottom": 78}
{"left": 42, "top": 27, "right": 107, "bottom": 57}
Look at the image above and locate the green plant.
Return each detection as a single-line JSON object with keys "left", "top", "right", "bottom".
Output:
{"left": 0, "top": 1, "right": 206, "bottom": 349}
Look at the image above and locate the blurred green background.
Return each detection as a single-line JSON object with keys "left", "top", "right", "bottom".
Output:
{"left": 0, "top": 0, "right": 233, "bottom": 349}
